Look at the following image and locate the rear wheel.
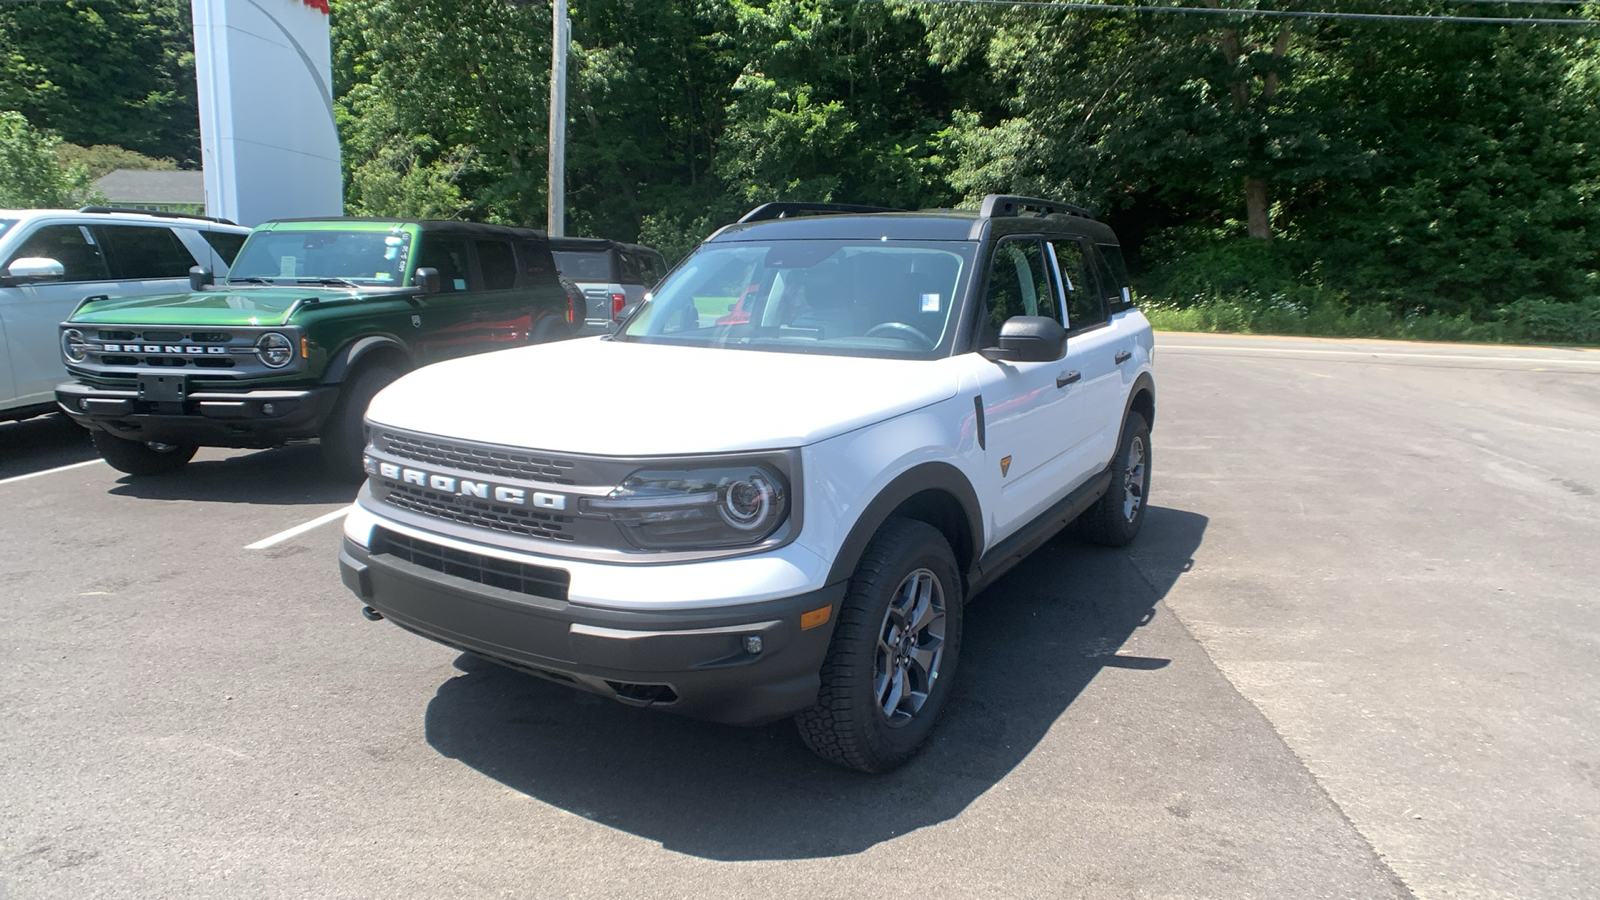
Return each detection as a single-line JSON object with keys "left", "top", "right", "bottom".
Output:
{"left": 1078, "top": 412, "right": 1151, "bottom": 547}
{"left": 795, "top": 518, "right": 963, "bottom": 773}
{"left": 91, "top": 431, "right": 196, "bottom": 476}
{"left": 321, "top": 365, "right": 401, "bottom": 480}
{"left": 529, "top": 314, "right": 573, "bottom": 344}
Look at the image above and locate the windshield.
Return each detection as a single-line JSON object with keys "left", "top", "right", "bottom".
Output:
{"left": 616, "top": 240, "right": 973, "bottom": 359}
{"left": 227, "top": 228, "right": 412, "bottom": 285}
{"left": 553, "top": 249, "right": 614, "bottom": 282}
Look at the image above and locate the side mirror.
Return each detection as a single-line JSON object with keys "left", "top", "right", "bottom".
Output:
{"left": 980, "top": 315, "right": 1067, "bottom": 363}
{"left": 412, "top": 266, "right": 441, "bottom": 294}
{"left": 612, "top": 301, "right": 641, "bottom": 329}
{"left": 5, "top": 257, "right": 65, "bottom": 284}
{"left": 189, "top": 266, "right": 214, "bottom": 290}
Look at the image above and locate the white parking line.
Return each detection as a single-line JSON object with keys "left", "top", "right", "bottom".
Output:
{"left": 0, "top": 459, "right": 105, "bottom": 488}
{"left": 1159, "top": 344, "right": 1600, "bottom": 366}
{"left": 245, "top": 506, "right": 352, "bottom": 550}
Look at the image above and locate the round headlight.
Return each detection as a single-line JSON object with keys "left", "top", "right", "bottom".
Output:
{"left": 256, "top": 332, "right": 294, "bottom": 368}
{"left": 722, "top": 473, "right": 777, "bottom": 531}
{"left": 61, "top": 329, "right": 89, "bottom": 363}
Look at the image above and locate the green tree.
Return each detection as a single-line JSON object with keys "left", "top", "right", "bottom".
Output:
{"left": 0, "top": 0, "right": 199, "bottom": 164}
{"left": 0, "top": 111, "right": 103, "bottom": 208}
{"left": 54, "top": 142, "right": 177, "bottom": 180}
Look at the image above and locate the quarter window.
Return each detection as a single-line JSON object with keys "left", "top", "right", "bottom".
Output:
{"left": 6, "top": 225, "right": 109, "bottom": 282}
{"left": 96, "top": 225, "right": 197, "bottom": 279}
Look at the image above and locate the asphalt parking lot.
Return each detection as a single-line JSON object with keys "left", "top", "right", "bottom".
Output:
{"left": 2, "top": 332, "right": 1596, "bottom": 899}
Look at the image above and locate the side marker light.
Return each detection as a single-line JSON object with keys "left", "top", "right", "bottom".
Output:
{"left": 800, "top": 605, "right": 832, "bottom": 631}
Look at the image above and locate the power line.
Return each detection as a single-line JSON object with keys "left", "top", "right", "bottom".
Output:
{"left": 860, "top": 0, "right": 1600, "bottom": 26}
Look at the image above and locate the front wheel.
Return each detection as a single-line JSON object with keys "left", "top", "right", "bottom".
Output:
{"left": 321, "top": 365, "right": 401, "bottom": 480}
{"left": 1077, "top": 411, "right": 1151, "bottom": 547}
{"left": 91, "top": 431, "right": 197, "bottom": 476}
{"left": 795, "top": 518, "right": 964, "bottom": 773}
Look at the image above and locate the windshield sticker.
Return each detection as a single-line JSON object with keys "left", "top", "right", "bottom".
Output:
{"left": 373, "top": 272, "right": 392, "bottom": 282}
{"left": 921, "top": 293, "right": 941, "bottom": 313}
{"left": 453, "top": 278, "right": 466, "bottom": 290}
{"left": 279, "top": 256, "right": 297, "bottom": 277}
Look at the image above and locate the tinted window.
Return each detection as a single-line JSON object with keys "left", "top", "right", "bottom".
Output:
{"left": 475, "top": 240, "right": 517, "bottom": 290}
{"left": 980, "top": 239, "right": 1057, "bottom": 346}
{"left": 1051, "top": 239, "right": 1105, "bottom": 333}
{"left": 515, "top": 241, "right": 558, "bottom": 284}
{"left": 96, "top": 225, "right": 197, "bottom": 279}
{"left": 552, "top": 250, "right": 613, "bottom": 281}
{"left": 7, "top": 224, "right": 109, "bottom": 282}
{"left": 202, "top": 230, "right": 248, "bottom": 266}
{"left": 417, "top": 236, "right": 471, "bottom": 292}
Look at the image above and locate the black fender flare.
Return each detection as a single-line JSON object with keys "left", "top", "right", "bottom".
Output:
{"left": 322, "top": 336, "right": 412, "bottom": 386}
{"left": 1121, "top": 371, "right": 1156, "bottom": 438}
{"left": 824, "top": 461, "right": 985, "bottom": 587}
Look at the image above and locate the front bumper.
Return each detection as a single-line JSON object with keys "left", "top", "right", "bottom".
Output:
{"left": 340, "top": 537, "right": 846, "bottom": 726}
{"left": 56, "top": 380, "right": 338, "bottom": 448}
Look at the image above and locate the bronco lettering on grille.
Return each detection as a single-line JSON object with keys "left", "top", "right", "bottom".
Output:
{"left": 373, "top": 461, "right": 565, "bottom": 510}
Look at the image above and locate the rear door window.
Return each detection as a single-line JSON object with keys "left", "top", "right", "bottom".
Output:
{"left": 95, "top": 225, "right": 198, "bottom": 279}
{"left": 6, "top": 224, "right": 110, "bottom": 282}
{"left": 475, "top": 240, "right": 517, "bottom": 290}
{"left": 417, "top": 236, "right": 471, "bottom": 292}
{"left": 515, "top": 241, "right": 558, "bottom": 285}
{"left": 1051, "top": 239, "right": 1106, "bottom": 334}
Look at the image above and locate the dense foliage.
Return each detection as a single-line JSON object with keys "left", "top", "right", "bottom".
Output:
{"left": 3, "top": 0, "right": 1597, "bottom": 341}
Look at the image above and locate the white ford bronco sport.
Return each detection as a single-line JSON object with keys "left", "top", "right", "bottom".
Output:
{"left": 339, "top": 196, "right": 1156, "bottom": 772}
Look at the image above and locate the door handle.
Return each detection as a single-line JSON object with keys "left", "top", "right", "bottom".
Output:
{"left": 1114, "top": 350, "right": 1132, "bottom": 364}
{"left": 1056, "top": 370, "right": 1081, "bottom": 388}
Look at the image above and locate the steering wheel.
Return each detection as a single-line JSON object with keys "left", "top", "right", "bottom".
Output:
{"left": 863, "top": 322, "right": 935, "bottom": 350}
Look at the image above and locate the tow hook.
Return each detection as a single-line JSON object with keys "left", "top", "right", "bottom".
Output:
{"left": 360, "top": 606, "right": 385, "bottom": 622}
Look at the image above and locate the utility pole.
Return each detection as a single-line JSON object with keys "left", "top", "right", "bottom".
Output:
{"left": 548, "top": 0, "right": 567, "bottom": 237}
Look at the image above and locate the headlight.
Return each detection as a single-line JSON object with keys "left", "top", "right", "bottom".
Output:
{"left": 586, "top": 465, "right": 789, "bottom": 550}
{"left": 256, "top": 332, "right": 294, "bottom": 368}
{"left": 61, "top": 328, "right": 89, "bottom": 363}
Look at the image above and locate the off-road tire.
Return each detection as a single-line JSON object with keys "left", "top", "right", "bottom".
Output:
{"left": 321, "top": 365, "right": 401, "bottom": 480}
{"left": 91, "top": 431, "right": 197, "bottom": 476}
{"left": 1078, "top": 412, "right": 1151, "bottom": 547}
{"left": 795, "top": 518, "right": 964, "bottom": 773}
{"left": 529, "top": 314, "right": 573, "bottom": 344}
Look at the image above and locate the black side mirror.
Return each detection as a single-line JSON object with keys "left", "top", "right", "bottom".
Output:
{"left": 980, "top": 315, "right": 1068, "bottom": 363}
{"left": 412, "top": 266, "right": 441, "bottom": 293}
{"left": 189, "top": 266, "right": 214, "bottom": 290}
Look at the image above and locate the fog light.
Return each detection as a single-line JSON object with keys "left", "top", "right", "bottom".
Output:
{"left": 79, "top": 399, "right": 89, "bottom": 411}
{"left": 261, "top": 402, "right": 277, "bottom": 415}
{"left": 743, "top": 635, "right": 763, "bottom": 655}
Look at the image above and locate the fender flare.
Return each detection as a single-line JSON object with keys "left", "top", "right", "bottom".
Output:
{"left": 824, "top": 461, "right": 985, "bottom": 586}
{"left": 322, "top": 336, "right": 412, "bottom": 385}
{"left": 1121, "top": 371, "right": 1156, "bottom": 437}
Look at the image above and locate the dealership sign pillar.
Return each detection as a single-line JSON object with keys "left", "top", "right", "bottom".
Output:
{"left": 191, "top": 0, "right": 343, "bottom": 226}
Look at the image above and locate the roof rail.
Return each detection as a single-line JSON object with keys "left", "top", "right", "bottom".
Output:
{"left": 77, "top": 206, "right": 239, "bottom": 227}
{"left": 737, "top": 202, "right": 904, "bottom": 224}
{"left": 977, "top": 195, "right": 1093, "bottom": 220}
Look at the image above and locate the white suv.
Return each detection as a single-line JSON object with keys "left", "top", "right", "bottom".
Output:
{"left": 0, "top": 207, "right": 250, "bottom": 421}
{"left": 339, "top": 196, "right": 1156, "bottom": 772}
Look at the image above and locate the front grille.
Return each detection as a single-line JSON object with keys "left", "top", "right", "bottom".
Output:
{"left": 380, "top": 482, "right": 576, "bottom": 542}
{"left": 371, "top": 527, "right": 570, "bottom": 601}
{"left": 375, "top": 431, "right": 576, "bottom": 484}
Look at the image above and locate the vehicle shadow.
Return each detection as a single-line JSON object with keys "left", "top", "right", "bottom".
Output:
{"left": 0, "top": 412, "right": 96, "bottom": 481}
{"left": 421, "top": 505, "right": 1207, "bottom": 861}
{"left": 105, "top": 443, "right": 360, "bottom": 506}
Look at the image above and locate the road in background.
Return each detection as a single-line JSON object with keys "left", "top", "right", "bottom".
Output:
{"left": 0, "top": 334, "right": 1594, "bottom": 898}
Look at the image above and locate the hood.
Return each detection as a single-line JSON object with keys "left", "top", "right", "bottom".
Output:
{"left": 367, "top": 339, "right": 963, "bottom": 455}
{"left": 68, "top": 286, "right": 373, "bottom": 327}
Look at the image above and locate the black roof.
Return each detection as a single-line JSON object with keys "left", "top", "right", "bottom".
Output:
{"left": 549, "top": 236, "right": 664, "bottom": 258}
{"left": 707, "top": 197, "right": 1120, "bottom": 245}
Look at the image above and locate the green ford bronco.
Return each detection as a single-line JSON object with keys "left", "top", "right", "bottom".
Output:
{"left": 55, "top": 218, "right": 577, "bottom": 478}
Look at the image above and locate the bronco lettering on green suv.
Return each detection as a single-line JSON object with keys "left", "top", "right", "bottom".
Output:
{"left": 56, "top": 218, "right": 576, "bottom": 478}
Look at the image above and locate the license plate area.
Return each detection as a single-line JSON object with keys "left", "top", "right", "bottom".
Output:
{"left": 137, "top": 373, "right": 188, "bottom": 403}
